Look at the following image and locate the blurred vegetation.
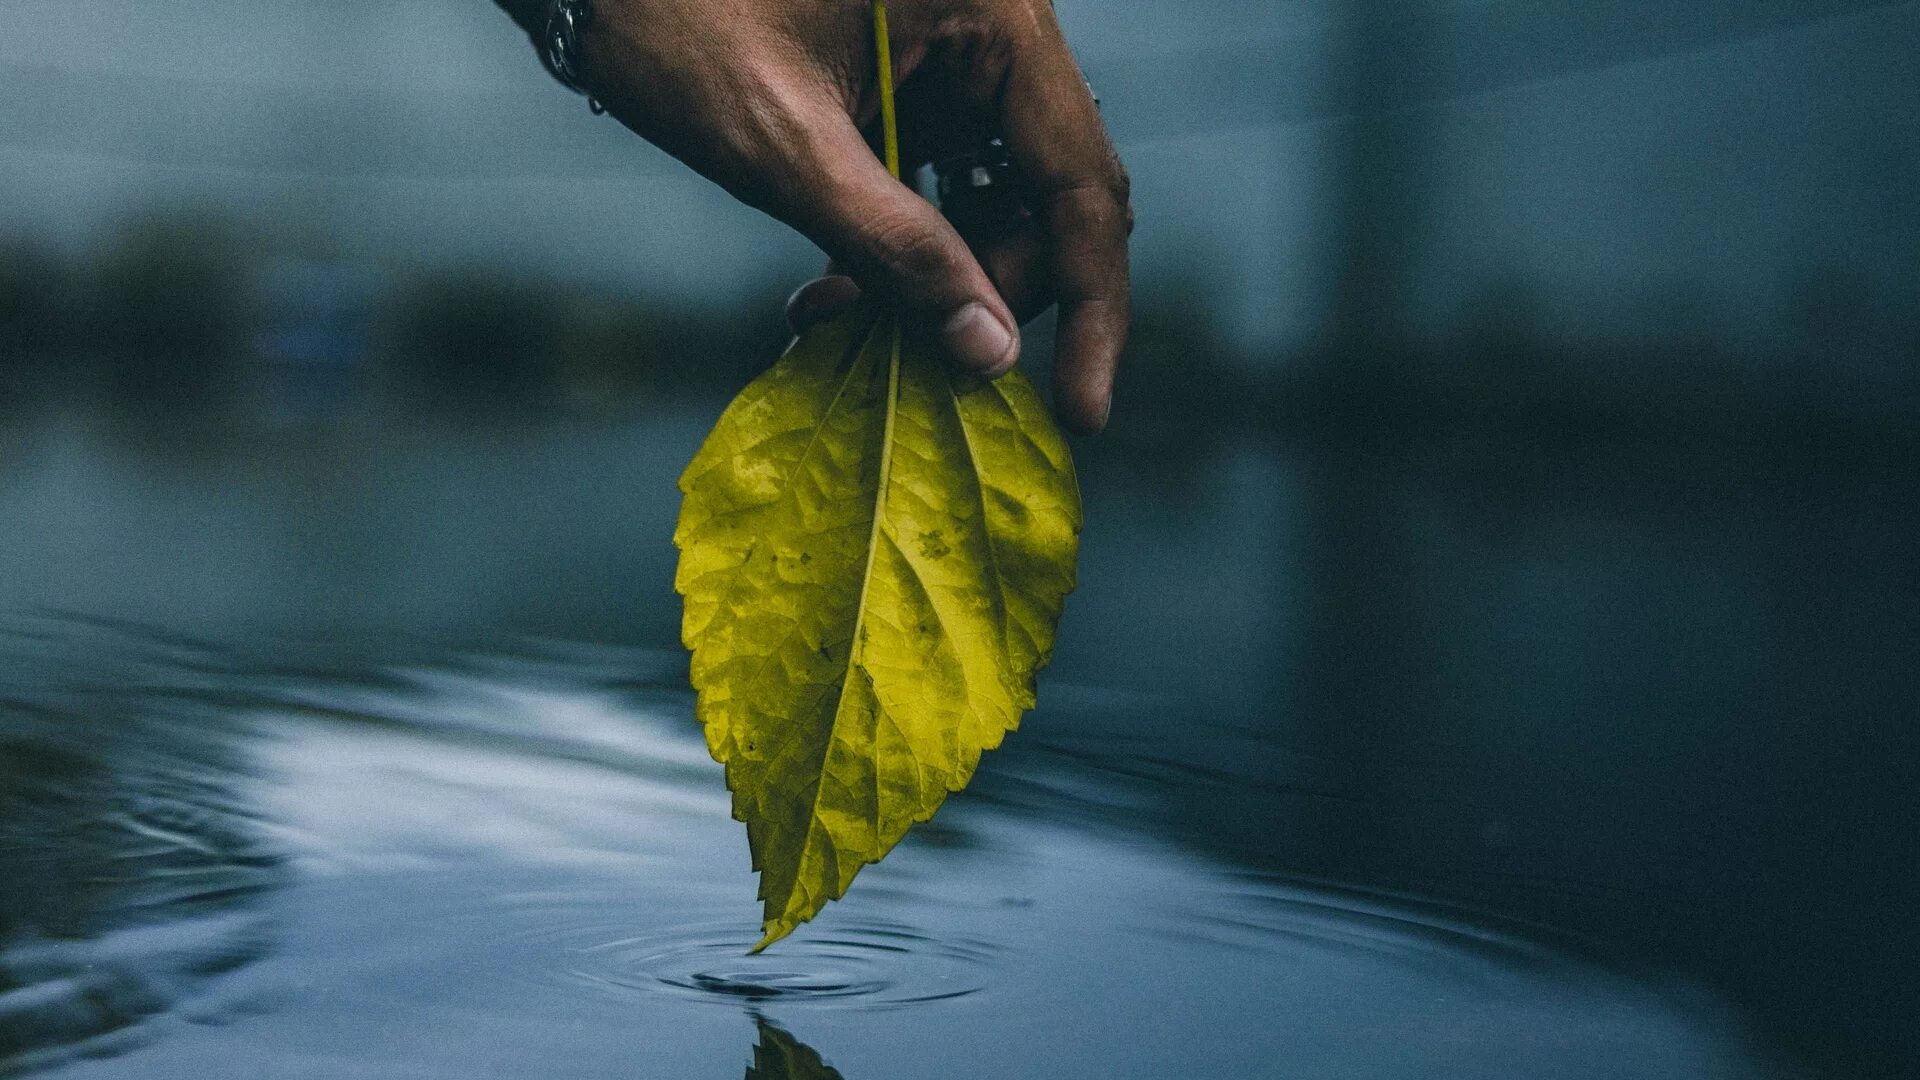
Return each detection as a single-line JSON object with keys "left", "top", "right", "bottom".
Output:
{"left": 0, "top": 236, "right": 63, "bottom": 423}
{"left": 85, "top": 213, "right": 250, "bottom": 425}
{"left": 1, "top": 207, "right": 1913, "bottom": 480}
{"left": 0, "top": 237, "right": 59, "bottom": 355}
{"left": 386, "top": 273, "right": 565, "bottom": 414}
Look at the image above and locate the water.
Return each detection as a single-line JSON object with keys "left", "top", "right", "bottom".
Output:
{"left": 5, "top": 409, "right": 1915, "bottom": 1077}
{"left": 0, "top": 614, "right": 1766, "bottom": 1079}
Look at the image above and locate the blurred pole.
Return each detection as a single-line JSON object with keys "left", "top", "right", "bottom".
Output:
{"left": 1325, "top": 0, "right": 1431, "bottom": 357}
{"left": 1278, "top": 0, "right": 1445, "bottom": 876}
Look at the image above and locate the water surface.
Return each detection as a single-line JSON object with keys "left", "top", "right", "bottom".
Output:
{"left": 0, "top": 615, "right": 1768, "bottom": 1078}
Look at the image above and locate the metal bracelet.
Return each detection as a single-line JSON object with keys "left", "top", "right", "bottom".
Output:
{"left": 540, "top": 0, "right": 604, "bottom": 115}
{"left": 934, "top": 79, "right": 1098, "bottom": 232}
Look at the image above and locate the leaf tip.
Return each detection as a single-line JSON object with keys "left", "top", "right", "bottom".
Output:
{"left": 749, "top": 921, "right": 793, "bottom": 954}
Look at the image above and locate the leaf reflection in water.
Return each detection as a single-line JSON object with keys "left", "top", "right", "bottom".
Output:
{"left": 746, "top": 1016, "right": 847, "bottom": 1080}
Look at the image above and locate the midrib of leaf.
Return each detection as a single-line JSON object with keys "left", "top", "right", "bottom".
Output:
{"left": 755, "top": 318, "right": 901, "bottom": 951}
{"left": 750, "top": 0, "right": 907, "bottom": 951}
{"left": 859, "top": 323, "right": 906, "bottom": 658}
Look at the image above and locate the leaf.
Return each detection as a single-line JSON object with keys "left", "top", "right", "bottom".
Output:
{"left": 673, "top": 305, "right": 1081, "bottom": 949}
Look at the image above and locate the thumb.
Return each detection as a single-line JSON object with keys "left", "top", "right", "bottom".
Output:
{"left": 762, "top": 110, "right": 1020, "bottom": 376}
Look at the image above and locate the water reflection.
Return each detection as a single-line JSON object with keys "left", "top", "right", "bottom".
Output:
{"left": 745, "top": 1019, "right": 846, "bottom": 1080}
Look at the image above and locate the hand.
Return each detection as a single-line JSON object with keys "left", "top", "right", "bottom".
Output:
{"left": 566, "top": 0, "right": 1131, "bottom": 433}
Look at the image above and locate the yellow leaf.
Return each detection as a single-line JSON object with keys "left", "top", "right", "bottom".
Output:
{"left": 673, "top": 305, "right": 1081, "bottom": 949}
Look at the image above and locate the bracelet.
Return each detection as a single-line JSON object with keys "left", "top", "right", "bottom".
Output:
{"left": 934, "top": 80, "right": 1097, "bottom": 232}
{"left": 540, "top": 0, "right": 605, "bottom": 115}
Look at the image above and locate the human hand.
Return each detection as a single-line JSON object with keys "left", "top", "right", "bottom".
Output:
{"left": 557, "top": 0, "right": 1130, "bottom": 433}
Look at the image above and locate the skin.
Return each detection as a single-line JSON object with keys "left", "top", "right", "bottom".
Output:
{"left": 496, "top": 0, "right": 1131, "bottom": 433}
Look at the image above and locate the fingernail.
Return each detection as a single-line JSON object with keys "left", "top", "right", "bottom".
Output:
{"left": 942, "top": 303, "right": 1018, "bottom": 375}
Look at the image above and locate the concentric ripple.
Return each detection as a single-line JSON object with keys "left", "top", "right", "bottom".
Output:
{"left": 558, "top": 919, "right": 998, "bottom": 1009}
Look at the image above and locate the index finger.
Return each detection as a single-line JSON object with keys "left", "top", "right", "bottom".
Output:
{"left": 997, "top": 8, "right": 1132, "bottom": 435}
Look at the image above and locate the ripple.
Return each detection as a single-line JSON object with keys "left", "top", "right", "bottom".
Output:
{"left": 0, "top": 623, "right": 1771, "bottom": 1078}
{"left": 0, "top": 666, "right": 280, "bottom": 1075}
{"left": 555, "top": 920, "right": 998, "bottom": 1010}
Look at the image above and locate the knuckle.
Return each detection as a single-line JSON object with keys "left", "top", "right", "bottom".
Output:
{"left": 1107, "top": 159, "right": 1133, "bottom": 207}
{"left": 857, "top": 208, "right": 954, "bottom": 290}
{"left": 1108, "top": 162, "right": 1136, "bottom": 236}
{"left": 1049, "top": 168, "right": 1134, "bottom": 238}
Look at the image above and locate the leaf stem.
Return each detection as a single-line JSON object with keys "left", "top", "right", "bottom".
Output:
{"left": 872, "top": 1, "right": 900, "bottom": 180}
{"left": 862, "top": 1, "right": 904, "bottom": 670}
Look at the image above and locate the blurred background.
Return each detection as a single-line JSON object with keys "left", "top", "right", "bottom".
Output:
{"left": 1, "top": 1, "right": 1916, "bottom": 1077}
